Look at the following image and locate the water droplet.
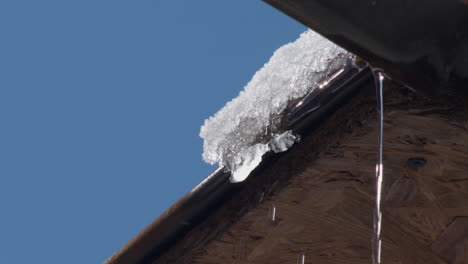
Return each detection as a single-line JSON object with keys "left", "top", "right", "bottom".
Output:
{"left": 297, "top": 252, "right": 305, "bottom": 264}
{"left": 271, "top": 206, "right": 276, "bottom": 222}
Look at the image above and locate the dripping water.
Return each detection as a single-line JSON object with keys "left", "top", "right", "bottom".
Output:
{"left": 372, "top": 71, "right": 384, "bottom": 264}
{"left": 269, "top": 205, "right": 276, "bottom": 222}
{"left": 297, "top": 252, "right": 305, "bottom": 264}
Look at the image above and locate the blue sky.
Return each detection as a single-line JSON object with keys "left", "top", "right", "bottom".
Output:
{"left": 0, "top": 1, "right": 305, "bottom": 263}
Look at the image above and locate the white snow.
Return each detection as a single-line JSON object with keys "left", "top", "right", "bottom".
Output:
{"left": 200, "top": 30, "right": 349, "bottom": 182}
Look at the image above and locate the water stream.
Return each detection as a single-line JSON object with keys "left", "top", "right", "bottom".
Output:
{"left": 297, "top": 252, "right": 305, "bottom": 264}
{"left": 372, "top": 71, "right": 385, "bottom": 264}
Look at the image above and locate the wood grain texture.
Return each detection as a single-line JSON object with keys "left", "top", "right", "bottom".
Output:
{"left": 155, "top": 83, "right": 468, "bottom": 263}
{"left": 431, "top": 217, "right": 468, "bottom": 264}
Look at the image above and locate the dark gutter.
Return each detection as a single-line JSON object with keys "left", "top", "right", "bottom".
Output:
{"left": 263, "top": 0, "right": 468, "bottom": 96}
{"left": 104, "top": 61, "right": 373, "bottom": 264}
{"left": 104, "top": 167, "right": 236, "bottom": 264}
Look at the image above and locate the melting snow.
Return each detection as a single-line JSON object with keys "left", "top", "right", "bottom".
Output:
{"left": 200, "top": 30, "right": 349, "bottom": 182}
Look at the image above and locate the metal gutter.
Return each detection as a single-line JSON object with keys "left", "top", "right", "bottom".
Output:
{"left": 104, "top": 61, "right": 373, "bottom": 264}
{"left": 104, "top": 167, "right": 236, "bottom": 264}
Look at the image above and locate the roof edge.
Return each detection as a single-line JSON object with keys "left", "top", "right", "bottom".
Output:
{"left": 105, "top": 64, "right": 372, "bottom": 264}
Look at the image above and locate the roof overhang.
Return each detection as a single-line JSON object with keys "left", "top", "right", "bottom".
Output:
{"left": 104, "top": 62, "right": 373, "bottom": 264}
{"left": 105, "top": 1, "right": 468, "bottom": 262}
{"left": 264, "top": 0, "right": 468, "bottom": 96}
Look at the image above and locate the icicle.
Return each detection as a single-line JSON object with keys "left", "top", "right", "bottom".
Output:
{"left": 372, "top": 71, "right": 384, "bottom": 264}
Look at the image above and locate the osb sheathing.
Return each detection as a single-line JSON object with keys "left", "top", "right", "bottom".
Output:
{"left": 156, "top": 83, "right": 468, "bottom": 264}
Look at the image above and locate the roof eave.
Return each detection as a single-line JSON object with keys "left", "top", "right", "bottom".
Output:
{"left": 105, "top": 64, "right": 373, "bottom": 264}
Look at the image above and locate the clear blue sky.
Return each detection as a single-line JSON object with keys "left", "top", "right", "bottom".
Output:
{"left": 0, "top": 1, "right": 305, "bottom": 263}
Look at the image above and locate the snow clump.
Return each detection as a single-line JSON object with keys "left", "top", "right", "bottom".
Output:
{"left": 200, "top": 30, "right": 349, "bottom": 182}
